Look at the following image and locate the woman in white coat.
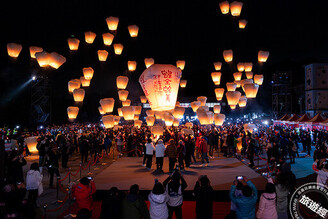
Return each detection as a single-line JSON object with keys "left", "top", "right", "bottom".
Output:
{"left": 256, "top": 178, "right": 277, "bottom": 219}
{"left": 155, "top": 139, "right": 166, "bottom": 172}
{"left": 148, "top": 181, "right": 169, "bottom": 219}
{"left": 26, "top": 162, "right": 43, "bottom": 208}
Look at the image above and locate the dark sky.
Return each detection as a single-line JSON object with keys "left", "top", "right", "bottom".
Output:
{"left": 1, "top": 0, "right": 328, "bottom": 126}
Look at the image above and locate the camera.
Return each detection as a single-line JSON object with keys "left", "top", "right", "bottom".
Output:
{"left": 261, "top": 172, "right": 269, "bottom": 177}
{"left": 236, "top": 176, "right": 243, "bottom": 180}
{"left": 87, "top": 177, "right": 92, "bottom": 180}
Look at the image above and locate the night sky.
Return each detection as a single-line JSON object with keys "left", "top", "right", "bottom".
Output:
{"left": 1, "top": 0, "right": 328, "bottom": 127}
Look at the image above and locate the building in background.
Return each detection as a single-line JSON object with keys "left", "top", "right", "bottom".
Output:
{"left": 272, "top": 71, "right": 292, "bottom": 119}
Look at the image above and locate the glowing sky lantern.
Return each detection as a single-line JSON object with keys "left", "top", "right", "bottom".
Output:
{"left": 98, "top": 106, "right": 105, "bottom": 115}
{"left": 118, "top": 90, "right": 129, "bottom": 101}
{"left": 173, "top": 118, "right": 180, "bottom": 127}
{"left": 68, "top": 80, "right": 81, "bottom": 93}
{"left": 134, "top": 120, "right": 142, "bottom": 128}
{"left": 154, "top": 111, "right": 164, "bottom": 120}
{"left": 241, "top": 79, "right": 253, "bottom": 92}
{"left": 244, "top": 123, "right": 257, "bottom": 133}
{"left": 213, "top": 61, "right": 222, "bottom": 71}
{"left": 258, "top": 50, "right": 270, "bottom": 62}
{"left": 198, "top": 111, "right": 214, "bottom": 125}
{"left": 122, "top": 106, "right": 135, "bottom": 120}
{"left": 164, "top": 113, "right": 174, "bottom": 126}
{"left": 85, "top": 31, "right": 96, "bottom": 44}
{"left": 128, "top": 61, "right": 137, "bottom": 71}
{"left": 191, "top": 101, "right": 201, "bottom": 112}
{"left": 133, "top": 106, "right": 142, "bottom": 115}
{"left": 237, "top": 63, "right": 245, "bottom": 72}
{"left": 244, "top": 62, "right": 253, "bottom": 72}
{"left": 106, "top": 16, "right": 119, "bottom": 31}
{"left": 102, "top": 33, "right": 115, "bottom": 46}
{"left": 117, "top": 108, "right": 123, "bottom": 117}
{"left": 67, "top": 106, "right": 79, "bottom": 120}
{"left": 180, "top": 80, "right": 187, "bottom": 88}
{"left": 73, "top": 88, "right": 85, "bottom": 102}
{"left": 197, "top": 106, "right": 209, "bottom": 114}
{"left": 116, "top": 76, "right": 129, "bottom": 89}
{"left": 7, "top": 43, "right": 22, "bottom": 58}
{"left": 215, "top": 88, "right": 225, "bottom": 101}
{"left": 197, "top": 96, "right": 207, "bottom": 106}
{"left": 175, "top": 101, "right": 180, "bottom": 107}
{"left": 99, "top": 98, "right": 115, "bottom": 113}
{"left": 213, "top": 105, "right": 221, "bottom": 114}
{"left": 185, "top": 122, "right": 193, "bottom": 129}
{"left": 67, "top": 38, "right": 80, "bottom": 51}
{"left": 146, "top": 110, "right": 155, "bottom": 117}
{"left": 102, "top": 115, "right": 115, "bottom": 129}
{"left": 152, "top": 125, "right": 164, "bottom": 138}
{"left": 234, "top": 80, "right": 241, "bottom": 88}
{"left": 146, "top": 116, "right": 155, "bottom": 126}
{"left": 133, "top": 114, "right": 139, "bottom": 121}
{"left": 140, "top": 96, "right": 147, "bottom": 103}
{"left": 245, "top": 71, "right": 254, "bottom": 79}
{"left": 122, "top": 99, "right": 131, "bottom": 107}
{"left": 226, "top": 82, "right": 237, "bottom": 91}
{"left": 139, "top": 64, "right": 182, "bottom": 111}
{"left": 35, "top": 51, "right": 50, "bottom": 67}
{"left": 49, "top": 52, "right": 66, "bottom": 69}
{"left": 173, "top": 106, "right": 185, "bottom": 119}
{"left": 144, "top": 58, "right": 155, "bottom": 68}
{"left": 226, "top": 91, "right": 241, "bottom": 109}
{"left": 223, "top": 50, "right": 233, "bottom": 62}
{"left": 214, "top": 113, "right": 225, "bottom": 126}
{"left": 233, "top": 72, "right": 242, "bottom": 81}
{"left": 114, "top": 116, "right": 120, "bottom": 125}
{"left": 25, "top": 136, "right": 39, "bottom": 153}
{"left": 29, "top": 46, "right": 43, "bottom": 58}
{"left": 219, "top": 1, "right": 230, "bottom": 14}
{"left": 243, "top": 83, "right": 259, "bottom": 98}
{"left": 98, "top": 50, "right": 108, "bottom": 61}
{"left": 113, "top": 43, "right": 123, "bottom": 55}
{"left": 176, "top": 60, "right": 185, "bottom": 70}
{"left": 83, "top": 67, "right": 94, "bottom": 80}
{"left": 128, "top": 25, "right": 139, "bottom": 37}
{"left": 238, "top": 95, "right": 247, "bottom": 107}
{"left": 230, "top": 1, "right": 243, "bottom": 16}
{"left": 254, "top": 74, "right": 264, "bottom": 85}
{"left": 239, "top": 19, "right": 248, "bottom": 29}
{"left": 211, "top": 72, "right": 222, "bottom": 85}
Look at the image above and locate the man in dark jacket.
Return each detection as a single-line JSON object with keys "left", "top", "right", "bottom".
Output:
{"left": 79, "top": 136, "right": 89, "bottom": 163}
{"left": 194, "top": 175, "right": 214, "bottom": 219}
{"left": 166, "top": 139, "right": 177, "bottom": 172}
{"left": 121, "top": 184, "right": 149, "bottom": 219}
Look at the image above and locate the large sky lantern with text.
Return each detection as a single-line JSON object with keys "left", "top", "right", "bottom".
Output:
{"left": 233, "top": 72, "right": 242, "bottom": 81}
{"left": 114, "top": 43, "right": 124, "bottom": 55}
{"left": 67, "top": 106, "right": 79, "bottom": 120}
{"left": 164, "top": 113, "right": 174, "bottom": 126}
{"left": 85, "top": 31, "right": 96, "bottom": 44}
{"left": 197, "top": 96, "right": 207, "bottom": 106}
{"left": 230, "top": 1, "right": 243, "bottom": 16}
{"left": 140, "top": 96, "right": 147, "bottom": 103}
{"left": 134, "top": 120, "right": 142, "bottom": 128}
{"left": 226, "top": 91, "right": 241, "bottom": 109}
{"left": 223, "top": 50, "right": 233, "bottom": 62}
{"left": 226, "top": 82, "right": 237, "bottom": 91}
{"left": 237, "top": 63, "right": 245, "bottom": 72}
{"left": 25, "top": 136, "right": 39, "bottom": 153}
{"left": 122, "top": 99, "right": 131, "bottom": 107}
{"left": 128, "top": 25, "right": 139, "bottom": 37}
{"left": 211, "top": 72, "right": 222, "bottom": 85}
{"left": 258, "top": 50, "right": 270, "bottom": 63}
{"left": 254, "top": 74, "right": 264, "bottom": 85}
{"left": 144, "top": 58, "right": 155, "bottom": 68}
{"left": 146, "top": 116, "right": 156, "bottom": 126}
{"left": 122, "top": 106, "right": 135, "bottom": 120}
{"left": 102, "top": 33, "right": 115, "bottom": 46}
{"left": 179, "top": 80, "right": 187, "bottom": 88}
{"left": 68, "top": 80, "right": 81, "bottom": 93}
{"left": 133, "top": 106, "right": 142, "bottom": 115}
{"left": 139, "top": 64, "right": 182, "bottom": 111}
{"left": 67, "top": 38, "right": 80, "bottom": 51}
{"left": 215, "top": 88, "right": 225, "bottom": 101}
{"left": 116, "top": 76, "right": 129, "bottom": 89}
{"left": 219, "top": 1, "right": 230, "bottom": 14}
{"left": 191, "top": 101, "right": 201, "bottom": 112}
{"left": 213, "top": 105, "right": 221, "bottom": 114}
{"left": 7, "top": 43, "right": 22, "bottom": 58}
{"left": 35, "top": 51, "right": 50, "bottom": 67}
{"left": 49, "top": 52, "right": 66, "bottom": 69}
{"left": 243, "top": 83, "right": 259, "bottom": 98}
{"left": 173, "top": 106, "right": 185, "bottom": 119}
{"left": 29, "top": 46, "right": 43, "bottom": 59}
{"left": 98, "top": 106, "right": 105, "bottom": 115}
{"left": 98, "top": 50, "right": 108, "bottom": 61}
{"left": 238, "top": 95, "right": 247, "bottom": 107}
{"left": 213, "top": 62, "right": 222, "bottom": 71}
{"left": 239, "top": 19, "right": 248, "bottom": 29}
{"left": 99, "top": 98, "right": 115, "bottom": 113}
{"left": 83, "top": 67, "right": 94, "bottom": 80}
{"left": 244, "top": 62, "right": 253, "bottom": 72}
{"left": 214, "top": 113, "right": 226, "bottom": 126}
{"left": 176, "top": 60, "right": 186, "bottom": 70}
{"left": 106, "top": 16, "right": 119, "bottom": 31}
{"left": 118, "top": 90, "right": 129, "bottom": 101}
{"left": 128, "top": 61, "right": 137, "bottom": 71}
{"left": 73, "top": 88, "right": 85, "bottom": 103}
{"left": 102, "top": 115, "right": 115, "bottom": 129}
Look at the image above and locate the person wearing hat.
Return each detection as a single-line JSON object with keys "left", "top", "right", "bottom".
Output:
{"left": 155, "top": 139, "right": 166, "bottom": 172}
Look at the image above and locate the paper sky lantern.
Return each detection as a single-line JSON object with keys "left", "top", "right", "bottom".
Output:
{"left": 213, "top": 105, "right": 221, "bottom": 114}
{"left": 241, "top": 79, "right": 253, "bottom": 92}
{"left": 100, "top": 98, "right": 115, "bottom": 113}
{"left": 152, "top": 126, "right": 164, "bottom": 138}
{"left": 219, "top": 1, "right": 230, "bottom": 14}
{"left": 180, "top": 80, "right": 187, "bottom": 88}
{"left": 106, "top": 16, "right": 119, "bottom": 31}
{"left": 118, "top": 90, "right": 129, "bottom": 101}
{"left": 243, "top": 83, "right": 259, "bottom": 98}
{"left": 122, "top": 99, "right": 131, "bottom": 107}
{"left": 237, "top": 63, "right": 245, "bottom": 72}
{"left": 73, "top": 88, "right": 85, "bottom": 102}
{"left": 117, "top": 108, "right": 123, "bottom": 117}
{"left": 230, "top": 1, "right": 243, "bottom": 16}
{"left": 29, "top": 46, "right": 43, "bottom": 59}
{"left": 102, "top": 115, "right": 115, "bottom": 129}
{"left": 113, "top": 43, "right": 123, "bottom": 55}
{"left": 176, "top": 60, "right": 186, "bottom": 70}
{"left": 226, "top": 91, "right": 241, "bottom": 109}
{"left": 128, "top": 61, "right": 137, "bottom": 71}
{"left": 226, "top": 82, "right": 237, "bottom": 91}
{"left": 102, "top": 33, "right": 115, "bottom": 46}
{"left": 122, "top": 106, "right": 134, "bottom": 120}
{"left": 244, "top": 62, "right": 253, "bottom": 72}
{"left": 211, "top": 72, "right": 222, "bottom": 85}
{"left": 116, "top": 76, "right": 129, "bottom": 89}
{"left": 239, "top": 19, "right": 248, "bottom": 29}
{"left": 67, "top": 38, "right": 80, "bottom": 51}
{"left": 185, "top": 122, "right": 193, "bottom": 129}
{"left": 134, "top": 120, "right": 142, "bottom": 128}
{"left": 98, "top": 106, "right": 105, "bottom": 115}
{"left": 223, "top": 50, "right": 233, "bottom": 62}
{"left": 258, "top": 50, "right": 270, "bottom": 63}
{"left": 35, "top": 51, "right": 50, "bottom": 67}
{"left": 67, "top": 106, "right": 79, "bottom": 119}
{"left": 191, "top": 101, "right": 201, "bottom": 112}
{"left": 245, "top": 71, "right": 254, "bottom": 79}
{"left": 214, "top": 113, "right": 225, "bottom": 126}
{"left": 68, "top": 80, "right": 81, "bottom": 93}
{"left": 197, "top": 96, "right": 207, "bottom": 106}
{"left": 233, "top": 72, "right": 242, "bottom": 81}
{"left": 114, "top": 116, "right": 120, "bottom": 125}
{"left": 98, "top": 50, "right": 108, "bottom": 61}
{"left": 7, "top": 43, "right": 22, "bottom": 58}
{"left": 198, "top": 111, "right": 214, "bottom": 125}
{"left": 128, "top": 25, "right": 139, "bottom": 37}
{"left": 164, "top": 113, "right": 174, "bottom": 126}
{"left": 140, "top": 96, "right": 147, "bottom": 103}
{"left": 133, "top": 106, "right": 142, "bottom": 115}
{"left": 146, "top": 110, "right": 154, "bottom": 117}
{"left": 49, "top": 52, "right": 66, "bottom": 69}
{"left": 173, "top": 118, "right": 180, "bottom": 127}
{"left": 139, "top": 64, "right": 182, "bottom": 111}
{"left": 146, "top": 116, "right": 155, "bottom": 126}
{"left": 175, "top": 101, "right": 180, "bottom": 107}
{"left": 133, "top": 114, "right": 139, "bottom": 121}
{"left": 173, "top": 106, "right": 185, "bottom": 119}
{"left": 154, "top": 111, "right": 164, "bottom": 120}
{"left": 213, "top": 62, "right": 222, "bottom": 71}
{"left": 215, "top": 88, "right": 225, "bottom": 101}
{"left": 83, "top": 67, "right": 94, "bottom": 80}
{"left": 144, "top": 58, "right": 154, "bottom": 68}
{"left": 238, "top": 95, "right": 247, "bottom": 107}
{"left": 244, "top": 123, "right": 256, "bottom": 133}
{"left": 25, "top": 136, "right": 38, "bottom": 153}
{"left": 234, "top": 80, "right": 241, "bottom": 88}
{"left": 254, "top": 74, "right": 264, "bottom": 85}
{"left": 85, "top": 31, "right": 96, "bottom": 44}
{"left": 197, "top": 106, "right": 209, "bottom": 114}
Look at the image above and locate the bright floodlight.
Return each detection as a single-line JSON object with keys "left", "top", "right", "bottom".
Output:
{"left": 32, "top": 76, "right": 36, "bottom": 81}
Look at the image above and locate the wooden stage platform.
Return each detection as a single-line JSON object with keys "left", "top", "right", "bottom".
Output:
{"left": 95, "top": 156, "right": 267, "bottom": 192}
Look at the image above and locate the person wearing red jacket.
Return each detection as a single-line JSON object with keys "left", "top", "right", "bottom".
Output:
{"left": 199, "top": 137, "right": 209, "bottom": 167}
{"left": 72, "top": 176, "right": 96, "bottom": 213}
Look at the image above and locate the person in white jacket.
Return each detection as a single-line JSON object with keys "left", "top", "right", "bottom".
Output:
{"left": 256, "top": 178, "right": 277, "bottom": 219}
{"left": 313, "top": 158, "right": 328, "bottom": 186}
{"left": 155, "top": 139, "right": 166, "bottom": 172}
{"left": 148, "top": 180, "right": 169, "bottom": 219}
{"left": 26, "top": 162, "right": 43, "bottom": 208}
{"left": 145, "top": 138, "right": 155, "bottom": 169}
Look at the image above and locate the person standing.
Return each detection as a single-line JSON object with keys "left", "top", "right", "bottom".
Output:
{"left": 155, "top": 139, "right": 166, "bottom": 172}
{"left": 194, "top": 175, "right": 214, "bottom": 219}
{"left": 79, "top": 135, "right": 89, "bottom": 163}
{"left": 256, "top": 179, "right": 277, "bottom": 219}
{"left": 199, "top": 137, "right": 209, "bottom": 167}
{"left": 145, "top": 138, "right": 155, "bottom": 170}
{"left": 72, "top": 176, "right": 96, "bottom": 214}
{"left": 7, "top": 151, "right": 27, "bottom": 183}
{"left": 26, "top": 162, "right": 43, "bottom": 208}
{"left": 46, "top": 147, "right": 60, "bottom": 188}
{"left": 247, "top": 135, "right": 256, "bottom": 168}
{"left": 148, "top": 181, "right": 169, "bottom": 219}
{"left": 177, "top": 140, "right": 185, "bottom": 170}
{"left": 166, "top": 139, "right": 177, "bottom": 172}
